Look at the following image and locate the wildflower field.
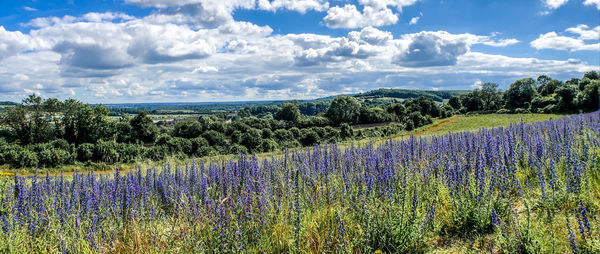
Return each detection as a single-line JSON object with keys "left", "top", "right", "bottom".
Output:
{"left": 1, "top": 112, "right": 599, "bottom": 253}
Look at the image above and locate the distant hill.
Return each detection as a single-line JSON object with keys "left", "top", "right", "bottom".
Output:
{"left": 354, "top": 89, "right": 469, "bottom": 102}
{"left": 0, "top": 101, "right": 17, "bottom": 106}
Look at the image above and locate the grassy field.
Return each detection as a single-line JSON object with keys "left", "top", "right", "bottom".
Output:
{"left": 0, "top": 113, "right": 568, "bottom": 176}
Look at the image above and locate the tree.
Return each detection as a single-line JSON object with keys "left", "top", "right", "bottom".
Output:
{"left": 503, "top": 78, "right": 536, "bottom": 109}
{"left": 115, "top": 115, "right": 133, "bottom": 143}
{"left": 479, "top": 83, "right": 502, "bottom": 111}
{"left": 583, "top": 70, "right": 599, "bottom": 80}
{"left": 326, "top": 96, "right": 361, "bottom": 125}
{"left": 130, "top": 111, "right": 158, "bottom": 144}
{"left": 275, "top": 103, "right": 301, "bottom": 123}
{"left": 241, "top": 128, "right": 263, "bottom": 153}
{"left": 1, "top": 105, "right": 31, "bottom": 145}
{"left": 405, "top": 96, "right": 441, "bottom": 117}
{"left": 555, "top": 85, "right": 578, "bottom": 111}
{"left": 386, "top": 103, "right": 406, "bottom": 119}
{"left": 203, "top": 130, "right": 227, "bottom": 148}
{"left": 448, "top": 96, "right": 461, "bottom": 110}
{"left": 172, "top": 119, "right": 203, "bottom": 139}
{"left": 578, "top": 79, "right": 600, "bottom": 111}
{"left": 460, "top": 93, "right": 483, "bottom": 112}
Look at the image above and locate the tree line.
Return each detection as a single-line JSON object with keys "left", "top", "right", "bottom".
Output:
{"left": 447, "top": 71, "right": 599, "bottom": 114}
{"left": 0, "top": 71, "right": 597, "bottom": 169}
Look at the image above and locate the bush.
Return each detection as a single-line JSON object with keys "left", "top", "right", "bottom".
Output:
{"left": 117, "top": 143, "right": 142, "bottom": 163}
{"left": 289, "top": 127, "right": 301, "bottom": 140}
{"left": 514, "top": 108, "right": 530, "bottom": 114}
{"left": 300, "top": 128, "right": 320, "bottom": 146}
{"left": 261, "top": 128, "right": 273, "bottom": 139}
{"left": 93, "top": 140, "right": 119, "bottom": 164}
{"left": 38, "top": 148, "right": 70, "bottom": 168}
{"left": 77, "top": 143, "right": 95, "bottom": 162}
{"left": 274, "top": 129, "right": 294, "bottom": 143}
{"left": 496, "top": 108, "right": 512, "bottom": 114}
{"left": 2, "top": 146, "right": 21, "bottom": 168}
{"left": 230, "top": 130, "right": 243, "bottom": 144}
{"left": 155, "top": 134, "right": 172, "bottom": 146}
{"left": 242, "top": 128, "right": 263, "bottom": 153}
{"left": 191, "top": 137, "right": 212, "bottom": 157}
{"left": 172, "top": 119, "right": 203, "bottom": 139}
{"left": 167, "top": 137, "right": 193, "bottom": 155}
{"left": 260, "top": 138, "right": 279, "bottom": 152}
{"left": 340, "top": 123, "right": 354, "bottom": 139}
{"left": 145, "top": 145, "right": 169, "bottom": 161}
{"left": 17, "top": 149, "right": 38, "bottom": 168}
{"left": 203, "top": 130, "right": 228, "bottom": 147}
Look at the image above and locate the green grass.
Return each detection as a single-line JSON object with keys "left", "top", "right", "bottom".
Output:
{"left": 419, "top": 113, "right": 564, "bottom": 136}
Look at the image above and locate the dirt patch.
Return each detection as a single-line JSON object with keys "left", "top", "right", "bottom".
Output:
{"left": 413, "top": 118, "right": 459, "bottom": 136}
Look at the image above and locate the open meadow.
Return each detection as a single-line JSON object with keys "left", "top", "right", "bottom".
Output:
{"left": 0, "top": 112, "right": 598, "bottom": 253}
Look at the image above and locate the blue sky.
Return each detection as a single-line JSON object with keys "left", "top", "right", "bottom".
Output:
{"left": 0, "top": 0, "right": 598, "bottom": 103}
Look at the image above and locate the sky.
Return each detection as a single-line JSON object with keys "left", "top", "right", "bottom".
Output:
{"left": 0, "top": 0, "right": 599, "bottom": 103}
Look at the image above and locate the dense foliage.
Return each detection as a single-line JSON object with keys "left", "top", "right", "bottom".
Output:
{"left": 449, "top": 71, "right": 600, "bottom": 114}
{"left": 0, "top": 112, "right": 598, "bottom": 252}
{"left": 0, "top": 94, "right": 443, "bottom": 169}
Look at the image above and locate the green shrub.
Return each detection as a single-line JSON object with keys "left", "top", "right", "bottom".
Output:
{"left": 77, "top": 143, "right": 95, "bottom": 162}
{"left": 260, "top": 138, "right": 279, "bottom": 152}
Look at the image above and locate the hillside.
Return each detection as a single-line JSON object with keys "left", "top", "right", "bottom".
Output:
{"left": 354, "top": 88, "right": 469, "bottom": 102}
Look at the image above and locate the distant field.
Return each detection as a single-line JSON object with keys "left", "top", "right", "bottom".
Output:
{"left": 149, "top": 113, "right": 203, "bottom": 121}
{"left": 109, "top": 113, "right": 204, "bottom": 121}
{"left": 411, "top": 113, "right": 565, "bottom": 137}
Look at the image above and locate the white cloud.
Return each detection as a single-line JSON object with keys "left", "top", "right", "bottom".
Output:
{"left": 323, "top": 4, "right": 398, "bottom": 28}
{"left": 584, "top": 0, "right": 600, "bottom": 9}
{"left": 542, "top": 0, "right": 569, "bottom": 9}
{"left": 392, "top": 31, "right": 519, "bottom": 67}
{"left": 0, "top": 7, "right": 596, "bottom": 103}
{"left": 323, "top": 0, "right": 421, "bottom": 28}
{"left": 393, "top": 31, "right": 472, "bottom": 67}
{"left": 348, "top": 26, "right": 393, "bottom": 45}
{"left": 24, "top": 6, "right": 38, "bottom": 11}
{"left": 531, "top": 25, "right": 600, "bottom": 51}
{"left": 257, "top": 0, "right": 329, "bottom": 13}
{"left": 481, "top": 38, "right": 520, "bottom": 47}
{"left": 0, "top": 26, "right": 37, "bottom": 61}
{"left": 409, "top": 12, "right": 422, "bottom": 25}
{"left": 359, "top": 0, "right": 420, "bottom": 11}
{"left": 565, "top": 24, "right": 600, "bottom": 40}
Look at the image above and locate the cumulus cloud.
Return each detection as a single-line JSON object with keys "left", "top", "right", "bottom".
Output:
{"left": 290, "top": 27, "right": 390, "bottom": 66}
{"left": 323, "top": 0, "right": 421, "bottom": 28}
{"left": 0, "top": 4, "right": 596, "bottom": 103}
{"left": 323, "top": 4, "right": 398, "bottom": 29}
{"left": 19, "top": 12, "right": 272, "bottom": 78}
{"left": 393, "top": 31, "right": 471, "bottom": 67}
{"left": 531, "top": 25, "right": 600, "bottom": 51}
{"left": 359, "top": 0, "right": 420, "bottom": 11}
{"left": 409, "top": 12, "right": 422, "bottom": 25}
{"left": 348, "top": 26, "right": 393, "bottom": 45}
{"left": 565, "top": 24, "right": 600, "bottom": 40}
{"left": 257, "top": 0, "right": 329, "bottom": 13}
{"left": 392, "top": 31, "right": 519, "bottom": 67}
{"left": 0, "top": 26, "right": 38, "bottom": 61}
{"left": 543, "top": 0, "right": 569, "bottom": 9}
{"left": 584, "top": 0, "right": 600, "bottom": 9}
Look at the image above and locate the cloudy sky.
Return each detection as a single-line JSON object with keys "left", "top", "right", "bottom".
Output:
{"left": 0, "top": 0, "right": 598, "bottom": 103}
